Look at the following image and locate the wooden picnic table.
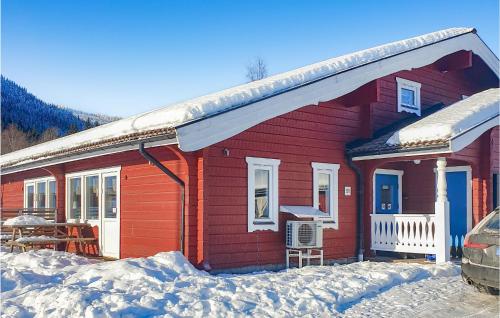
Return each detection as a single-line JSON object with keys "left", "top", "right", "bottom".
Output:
{"left": 3, "top": 222, "right": 96, "bottom": 255}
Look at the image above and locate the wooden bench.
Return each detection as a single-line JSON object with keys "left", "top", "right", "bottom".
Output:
{"left": 5, "top": 236, "right": 96, "bottom": 253}
{"left": 0, "top": 209, "right": 22, "bottom": 243}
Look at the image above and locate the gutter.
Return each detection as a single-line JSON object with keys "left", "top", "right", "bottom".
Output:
{"left": 139, "top": 143, "right": 185, "bottom": 255}
{"left": 346, "top": 154, "right": 365, "bottom": 261}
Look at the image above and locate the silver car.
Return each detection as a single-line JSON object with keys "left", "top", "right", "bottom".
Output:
{"left": 461, "top": 208, "right": 499, "bottom": 294}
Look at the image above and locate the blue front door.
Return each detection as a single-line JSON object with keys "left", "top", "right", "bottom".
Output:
{"left": 375, "top": 173, "right": 399, "bottom": 214}
{"left": 447, "top": 171, "right": 468, "bottom": 246}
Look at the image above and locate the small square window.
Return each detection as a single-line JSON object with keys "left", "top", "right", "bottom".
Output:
{"left": 396, "top": 77, "right": 421, "bottom": 116}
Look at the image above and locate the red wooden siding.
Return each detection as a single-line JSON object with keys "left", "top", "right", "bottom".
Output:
{"left": 1, "top": 169, "right": 51, "bottom": 209}
{"left": 204, "top": 101, "right": 361, "bottom": 269}
{"left": 1, "top": 52, "right": 497, "bottom": 270}
{"left": 371, "top": 67, "right": 489, "bottom": 132}
{"left": 1, "top": 146, "right": 200, "bottom": 263}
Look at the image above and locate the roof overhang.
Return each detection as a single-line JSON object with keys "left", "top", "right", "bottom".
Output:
{"left": 1, "top": 136, "right": 177, "bottom": 175}
{"left": 350, "top": 114, "right": 499, "bottom": 161}
{"left": 176, "top": 31, "right": 499, "bottom": 152}
{"left": 450, "top": 114, "right": 499, "bottom": 152}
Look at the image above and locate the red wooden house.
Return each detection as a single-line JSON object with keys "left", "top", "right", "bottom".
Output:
{"left": 1, "top": 27, "right": 499, "bottom": 270}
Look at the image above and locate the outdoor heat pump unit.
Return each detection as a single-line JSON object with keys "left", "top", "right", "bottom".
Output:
{"left": 286, "top": 221, "right": 323, "bottom": 249}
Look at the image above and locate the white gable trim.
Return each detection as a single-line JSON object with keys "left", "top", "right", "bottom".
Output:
{"left": 450, "top": 115, "right": 499, "bottom": 152}
{"left": 177, "top": 32, "right": 498, "bottom": 151}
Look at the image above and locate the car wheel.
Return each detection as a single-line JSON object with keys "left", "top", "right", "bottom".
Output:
{"left": 485, "top": 286, "right": 499, "bottom": 296}
{"left": 474, "top": 283, "right": 499, "bottom": 295}
{"left": 461, "top": 272, "right": 471, "bottom": 284}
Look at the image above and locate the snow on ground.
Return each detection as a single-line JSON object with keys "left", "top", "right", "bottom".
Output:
{"left": 387, "top": 88, "right": 500, "bottom": 146}
{"left": 1, "top": 248, "right": 497, "bottom": 317}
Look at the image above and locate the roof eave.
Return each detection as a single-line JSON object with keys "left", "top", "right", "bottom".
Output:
{"left": 1, "top": 134, "right": 178, "bottom": 175}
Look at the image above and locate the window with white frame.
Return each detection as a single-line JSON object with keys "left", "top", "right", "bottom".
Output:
{"left": 24, "top": 177, "right": 56, "bottom": 209}
{"left": 312, "top": 162, "right": 340, "bottom": 229}
{"left": 66, "top": 167, "right": 120, "bottom": 223}
{"left": 246, "top": 157, "right": 280, "bottom": 232}
{"left": 396, "top": 77, "right": 421, "bottom": 116}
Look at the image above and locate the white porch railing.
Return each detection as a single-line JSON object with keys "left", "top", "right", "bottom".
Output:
{"left": 371, "top": 214, "right": 436, "bottom": 254}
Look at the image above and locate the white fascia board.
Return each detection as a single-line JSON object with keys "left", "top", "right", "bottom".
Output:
{"left": 1, "top": 138, "right": 177, "bottom": 176}
{"left": 351, "top": 148, "right": 451, "bottom": 161}
{"left": 450, "top": 115, "right": 499, "bottom": 152}
{"left": 177, "top": 33, "right": 498, "bottom": 152}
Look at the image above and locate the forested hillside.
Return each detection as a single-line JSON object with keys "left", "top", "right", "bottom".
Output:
{"left": 1, "top": 76, "right": 118, "bottom": 154}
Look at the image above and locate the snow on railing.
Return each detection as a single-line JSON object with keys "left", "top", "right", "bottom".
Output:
{"left": 371, "top": 214, "right": 436, "bottom": 254}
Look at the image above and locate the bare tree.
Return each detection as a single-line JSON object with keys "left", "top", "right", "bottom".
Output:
{"left": 38, "top": 127, "right": 60, "bottom": 143}
{"left": 246, "top": 57, "right": 268, "bottom": 82}
{"left": 1, "top": 124, "right": 30, "bottom": 154}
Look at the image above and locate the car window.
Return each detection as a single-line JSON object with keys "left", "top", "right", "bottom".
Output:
{"left": 484, "top": 213, "right": 500, "bottom": 232}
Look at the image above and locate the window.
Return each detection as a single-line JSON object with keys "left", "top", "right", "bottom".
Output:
{"left": 246, "top": 157, "right": 280, "bottom": 232}
{"left": 65, "top": 167, "right": 120, "bottom": 223}
{"left": 48, "top": 181, "right": 56, "bottom": 209}
{"left": 85, "top": 176, "right": 99, "bottom": 220}
{"left": 104, "top": 175, "right": 118, "bottom": 218}
{"left": 69, "top": 177, "right": 82, "bottom": 220}
{"left": 24, "top": 177, "right": 56, "bottom": 209}
{"left": 26, "top": 184, "right": 35, "bottom": 209}
{"left": 312, "top": 163, "right": 340, "bottom": 229}
{"left": 396, "top": 77, "right": 421, "bottom": 116}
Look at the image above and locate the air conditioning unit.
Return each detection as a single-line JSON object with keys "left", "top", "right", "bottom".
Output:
{"left": 286, "top": 221, "right": 323, "bottom": 249}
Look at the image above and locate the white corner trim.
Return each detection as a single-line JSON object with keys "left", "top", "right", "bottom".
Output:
{"left": 396, "top": 77, "right": 422, "bottom": 116}
{"left": 373, "top": 169, "right": 404, "bottom": 214}
{"left": 246, "top": 157, "right": 280, "bottom": 232}
{"left": 312, "top": 162, "right": 340, "bottom": 229}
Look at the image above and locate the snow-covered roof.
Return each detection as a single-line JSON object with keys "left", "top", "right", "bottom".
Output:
{"left": 387, "top": 88, "right": 500, "bottom": 146}
{"left": 2, "top": 27, "right": 498, "bottom": 172}
{"left": 347, "top": 88, "right": 499, "bottom": 160}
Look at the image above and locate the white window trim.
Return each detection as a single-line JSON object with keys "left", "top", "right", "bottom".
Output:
{"left": 246, "top": 157, "right": 280, "bottom": 232}
{"left": 24, "top": 176, "right": 56, "bottom": 209}
{"left": 312, "top": 162, "right": 340, "bottom": 229}
{"left": 372, "top": 169, "right": 404, "bottom": 214}
{"left": 396, "top": 77, "right": 422, "bottom": 116}
{"left": 65, "top": 166, "right": 121, "bottom": 226}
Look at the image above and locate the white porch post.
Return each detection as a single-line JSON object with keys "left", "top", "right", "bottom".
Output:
{"left": 435, "top": 157, "right": 450, "bottom": 263}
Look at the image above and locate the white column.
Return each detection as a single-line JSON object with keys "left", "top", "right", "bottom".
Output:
{"left": 435, "top": 157, "right": 450, "bottom": 263}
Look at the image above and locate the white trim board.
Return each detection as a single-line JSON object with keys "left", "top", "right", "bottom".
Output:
{"left": 246, "top": 157, "right": 281, "bottom": 232}
{"left": 450, "top": 115, "right": 499, "bottom": 152}
{"left": 311, "top": 162, "right": 340, "bottom": 229}
{"left": 372, "top": 169, "right": 404, "bottom": 214}
{"left": 396, "top": 77, "right": 422, "bottom": 116}
{"left": 351, "top": 148, "right": 451, "bottom": 161}
{"left": 177, "top": 32, "right": 498, "bottom": 152}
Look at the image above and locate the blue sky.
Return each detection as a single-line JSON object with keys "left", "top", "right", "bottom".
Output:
{"left": 2, "top": 0, "right": 499, "bottom": 117}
